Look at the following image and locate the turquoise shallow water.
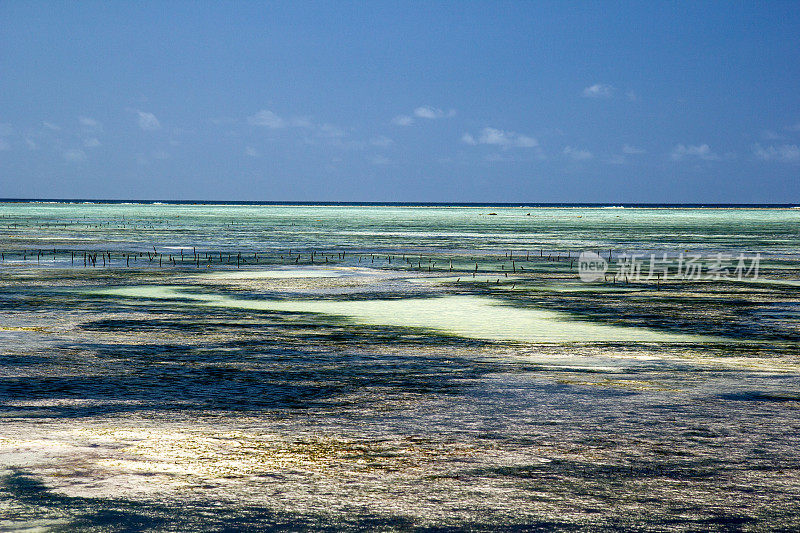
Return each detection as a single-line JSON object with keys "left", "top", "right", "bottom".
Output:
{"left": 1, "top": 203, "right": 799, "bottom": 530}
{"left": 2, "top": 202, "right": 799, "bottom": 256}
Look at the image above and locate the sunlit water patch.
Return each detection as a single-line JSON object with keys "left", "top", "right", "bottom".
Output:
{"left": 92, "top": 285, "right": 719, "bottom": 343}
{"left": 202, "top": 267, "right": 353, "bottom": 280}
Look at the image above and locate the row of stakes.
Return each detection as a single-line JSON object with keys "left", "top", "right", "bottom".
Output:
{"left": 0, "top": 248, "right": 621, "bottom": 280}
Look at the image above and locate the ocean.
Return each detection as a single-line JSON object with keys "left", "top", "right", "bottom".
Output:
{"left": 1, "top": 201, "right": 799, "bottom": 530}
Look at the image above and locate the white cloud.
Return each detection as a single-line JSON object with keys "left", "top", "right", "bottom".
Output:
{"left": 480, "top": 128, "right": 513, "bottom": 145}
{"left": 43, "top": 121, "right": 61, "bottom": 131}
{"left": 582, "top": 84, "right": 614, "bottom": 98}
{"left": 626, "top": 90, "right": 638, "bottom": 101}
{"left": 247, "top": 109, "right": 285, "bottom": 128}
{"left": 137, "top": 111, "right": 161, "bottom": 130}
{"left": 414, "top": 106, "right": 442, "bottom": 119}
{"left": 671, "top": 144, "right": 719, "bottom": 161}
{"left": 413, "top": 106, "right": 455, "bottom": 119}
{"left": 760, "top": 130, "right": 783, "bottom": 140}
{"left": 24, "top": 137, "right": 37, "bottom": 150}
{"left": 245, "top": 146, "right": 260, "bottom": 157}
{"left": 247, "top": 111, "right": 348, "bottom": 145}
{"left": 393, "top": 106, "right": 455, "bottom": 125}
{"left": 787, "top": 122, "right": 800, "bottom": 132}
{"left": 79, "top": 116, "right": 101, "bottom": 130}
{"left": 752, "top": 143, "right": 800, "bottom": 163}
{"left": 605, "top": 155, "right": 626, "bottom": 165}
{"left": 62, "top": 149, "right": 86, "bottom": 162}
{"left": 83, "top": 137, "right": 101, "bottom": 148}
{"left": 515, "top": 135, "right": 538, "bottom": 148}
{"left": 563, "top": 146, "right": 593, "bottom": 160}
{"left": 622, "top": 144, "right": 645, "bottom": 154}
{"left": 370, "top": 135, "right": 394, "bottom": 147}
{"left": 392, "top": 115, "right": 414, "bottom": 126}
{"left": 152, "top": 150, "right": 169, "bottom": 160}
{"left": 462, "top": 127, "right": 539, "bottom": 149}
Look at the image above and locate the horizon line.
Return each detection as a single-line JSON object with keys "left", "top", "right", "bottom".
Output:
{"left": 1, "top": 198, "right": 799, "bottom": 209}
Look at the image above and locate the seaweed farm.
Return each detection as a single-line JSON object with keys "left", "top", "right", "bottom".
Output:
{"left": 1, "top": 202, "right": 800, "bottom": 530}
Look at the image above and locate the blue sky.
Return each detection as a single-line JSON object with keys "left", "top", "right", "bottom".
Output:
{"left": 1, "top": 1, "right": 798, "bottom": 202}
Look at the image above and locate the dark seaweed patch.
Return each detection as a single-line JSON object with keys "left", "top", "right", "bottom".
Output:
{"left": 719, "top": 391, "right": 800, "bottom": 402}
{"left": 0, "top": 470, "right": 581, "bottom": 531}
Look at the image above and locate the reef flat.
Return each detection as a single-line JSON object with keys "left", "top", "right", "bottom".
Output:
{"left": 1, "top": 203, "right": 799, "bottom": 530}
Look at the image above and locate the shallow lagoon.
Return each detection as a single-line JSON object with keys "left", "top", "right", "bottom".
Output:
{"left": 96, "top": 281, "right": 717, "bottom": 343}
{"left": 1, "top": 203, "right": 799, "bottom": 530}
